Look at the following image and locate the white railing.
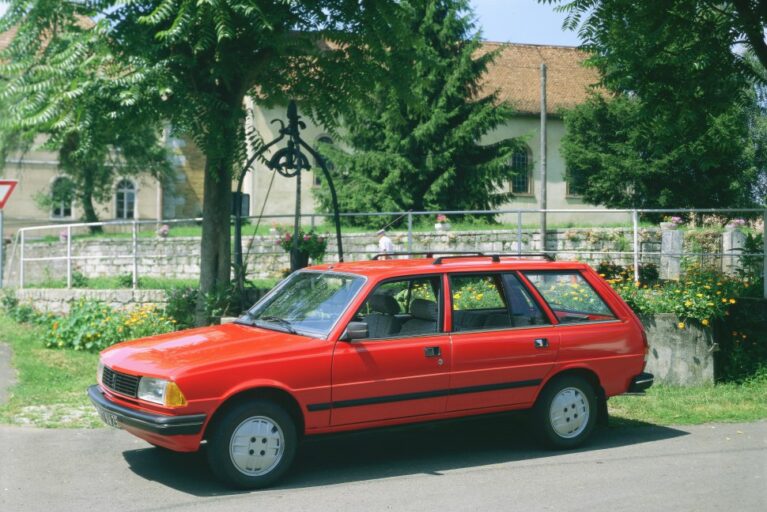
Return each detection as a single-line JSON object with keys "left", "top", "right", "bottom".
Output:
{"left": 4, "top": 207, "right": 766, "bottom": 298}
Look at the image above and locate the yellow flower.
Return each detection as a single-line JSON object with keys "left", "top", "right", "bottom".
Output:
{"left": 702, "top": 319, "right": 709, "bottom": 326}
{"left": 696, "top": 293, "right": 703, "bottom": 298}
{"left": 722, "top": 298, "right": 728, "bottom": 303}
{"left": 476, "top": 294, "right": 483, "bottom": 300}
{"left": 729, "top": 299, "right": 736, "bottom": 304}
{"left": 684, "top": 301, "right": 692, "bottom": 307}
{"left": 677, "top": 322, "right": 685, "bottom": 329}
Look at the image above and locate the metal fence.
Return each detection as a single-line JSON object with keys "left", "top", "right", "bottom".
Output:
{"left": 3, "top": 207, "right": 766, "bottom": 298}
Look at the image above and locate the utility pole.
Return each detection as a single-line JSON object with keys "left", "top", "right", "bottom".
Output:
{"left": 540, "top": 63, "right": 548, "bottom": 252}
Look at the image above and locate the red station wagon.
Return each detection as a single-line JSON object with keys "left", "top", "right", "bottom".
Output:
{"left": 89, "top": 254, "right": 653, "bottom": 488}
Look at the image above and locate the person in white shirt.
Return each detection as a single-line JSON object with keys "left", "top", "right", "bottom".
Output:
{"left": 377, "top": 229, "right": 395, "bottom": 259}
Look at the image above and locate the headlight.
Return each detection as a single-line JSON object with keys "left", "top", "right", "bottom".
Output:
{"left": 137, "top": 377, "right": 187, "bottom": 407}
{"left": 97, "top": 362, "right": 104, "bottom": 384}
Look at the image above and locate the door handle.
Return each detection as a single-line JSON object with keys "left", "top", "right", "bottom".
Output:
{"left": 534, "top": 338, "right": 549, "bottom": 349}
{"left": 424, "top": 346, "right": 441, "bottom": 357}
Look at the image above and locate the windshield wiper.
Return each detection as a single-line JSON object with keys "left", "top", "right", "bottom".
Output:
{"left": 256, "top": 316, "right": 297, "bottom": 334}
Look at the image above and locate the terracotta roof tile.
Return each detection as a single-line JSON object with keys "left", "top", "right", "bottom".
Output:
{"left": 478, "top": 42, "right": 600, "bottom": 115}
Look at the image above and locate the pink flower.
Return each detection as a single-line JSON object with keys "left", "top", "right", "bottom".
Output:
{"left": 436, "top": 214, "right": 448, "bottom": 223}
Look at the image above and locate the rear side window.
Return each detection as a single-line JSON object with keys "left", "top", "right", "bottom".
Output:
{"left": 450, "top": 273, "right": 549, "bottom": 332}
{"left": 523, "top": 271, "right": 616, "bottom": 323}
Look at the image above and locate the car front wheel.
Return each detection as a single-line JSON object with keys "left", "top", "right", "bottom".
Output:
{"left": 534, "top": 375, "right": 597, "bottom": 449}
{"left": 206, "top": 400, "right": 297, "bottom": 489}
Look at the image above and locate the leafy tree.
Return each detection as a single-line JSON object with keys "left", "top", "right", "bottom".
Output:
{"left": 544, "top": 0, "right": 767, "bottom": 76}
{"left": 0, "top": 1, "right": 400, "bottom": 323}
{"left": 542, "top": 0, "right": 764, "bottom": 208}
{"left": 313, "top": 0, "right": 522, "bottom": 227}
{"left": 0, "top": 8, "right": 170, "bottom": 230}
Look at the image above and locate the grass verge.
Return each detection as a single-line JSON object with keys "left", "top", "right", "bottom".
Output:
{"left": 1, "top": 312, "right": 765, "bottom": 429}
{"left": 0, "top": 314, "right": 100, "bottom": 428}
{"left": 608, "top": 375, "right": 767, "bottom": 426}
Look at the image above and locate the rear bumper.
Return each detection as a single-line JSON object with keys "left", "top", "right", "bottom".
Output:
{"left": 88, "top": 385, "right": 206, "bottom": 436}
{"left": 627, "top": 372, "right": 654, "bottom": 394}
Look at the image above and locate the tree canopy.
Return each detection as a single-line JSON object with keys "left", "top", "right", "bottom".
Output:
{"left": 0, "top": 5, "right": 170, "bottom": 227}
{"left": 0, "top": 0, "right": 402, "bottom": 323}
{"left": 543, "top": 0, "right": 766, "bottom": 208}
{"left": 313, "top": 0, "right": 521, "bottom": 226}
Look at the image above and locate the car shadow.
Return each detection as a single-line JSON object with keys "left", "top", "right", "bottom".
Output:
{"left": 122, "top": 413, "right": 688, "bottom": 496}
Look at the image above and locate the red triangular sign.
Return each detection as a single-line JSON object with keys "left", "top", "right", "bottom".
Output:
{"left": 0, "top": 180, "right": 18, "bottom": 209}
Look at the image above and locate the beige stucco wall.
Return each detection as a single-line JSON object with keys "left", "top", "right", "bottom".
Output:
{"left": 1, "top": 147, "right": 164, "bottom": 236}
{"left": 243, "top": 105, "right": 627, "bottom": 227}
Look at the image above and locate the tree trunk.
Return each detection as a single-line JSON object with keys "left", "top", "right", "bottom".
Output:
{"left": 79, "top": 168, "right": 103, "bottom": 234}
{"left": 195, "top": 154, "right": 234, "bottom": 325}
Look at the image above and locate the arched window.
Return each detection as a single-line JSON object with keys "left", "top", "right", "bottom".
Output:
{"left": 51, "top": 177, "right": 73, "bottom": 219}
{"left": 313, "top": 136, "right": 335, "bottom": 186}
{"left": 509, "top": 146, "right": 533, "bottom": 195}
{"left": 115, "top": 179, "right": 136, "bottom": 219}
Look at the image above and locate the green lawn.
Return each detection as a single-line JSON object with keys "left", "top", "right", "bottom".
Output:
{"left": 0, "top": 315, "right": 101, "bottom": 428}
{"left": 607, "top": 377, "right": 767, "bottom": 426}
{"left": 1, "top": 313, "right": 764, "bottom": 429}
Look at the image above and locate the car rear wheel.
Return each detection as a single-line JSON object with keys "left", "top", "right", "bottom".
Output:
{"left": 206, "top": 400, "right": 297, "bottom": 489}
{"left": 533, "top": 375, "right": 597, "bottom": 449}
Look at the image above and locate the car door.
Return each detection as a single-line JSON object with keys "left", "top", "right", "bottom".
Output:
{"left": 330, "top": 275, "right": 451, "bottom": 426}
{"left": 446, "top": 272, "right": 560, "bottom": 412}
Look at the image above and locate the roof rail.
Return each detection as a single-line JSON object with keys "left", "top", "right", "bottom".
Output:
{"left": 433, "top": 253, "right": 499, "bottom": 265}
{"left": 370, "top": 251, "right": 485, "bottom": 261}
{"left": 493, "top": 253, "right": 555, "bottom": 261}
{"left": 432, "top": 253, "right": 555, "bottom": 265}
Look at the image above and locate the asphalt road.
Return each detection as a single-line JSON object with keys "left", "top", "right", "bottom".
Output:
{"left": 1, "top": 417, "right": 765, "bottom": 512}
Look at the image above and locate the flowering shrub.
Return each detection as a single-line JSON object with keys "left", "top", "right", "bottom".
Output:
{"left": 663, "top": 215, "right": 684, "bottom": 226}
{"left": 607, "top": 264, "right": 746, "bottom": 326}
{"left": 436, "top": 214, "right": 448, "bottom": 223}
{"left": 278, "top": 230, "right": 327, "bottom": 261}
{"left": 46, "top": 300, "right": 177, "bottom": 352}
{"left": 451, "top": 277, "right": 505, "bottom": 310}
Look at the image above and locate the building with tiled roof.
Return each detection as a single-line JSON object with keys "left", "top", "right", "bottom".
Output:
{"left": 245, "top": 42, "right": 612, "bottom": 226}
{"left": 3, "top": 38, "right": 613, "bottom": 237}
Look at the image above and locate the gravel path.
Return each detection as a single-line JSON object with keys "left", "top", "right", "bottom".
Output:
{"left": 0, "top": 342, "right": 16, "bottom": 404}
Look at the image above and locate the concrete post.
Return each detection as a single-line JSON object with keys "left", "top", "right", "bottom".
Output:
{"left": 660, "top": 226, "right": 683, "bottom": 280}
{"left": 722, "top": 227, "right": 746, "bottom": 276}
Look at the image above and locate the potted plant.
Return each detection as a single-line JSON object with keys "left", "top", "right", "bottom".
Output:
{"left": 660, "top": 216, "right": 683, "bottom": 230}
{"left": 725, "top": 218, "right": 746, "bottom": 231}
{"left": 278, "top": 230, "right": 328, "bottom": 269}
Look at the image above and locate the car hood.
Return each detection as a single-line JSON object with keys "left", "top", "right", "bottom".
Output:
{"left": 100, "top": 322, "right": 317, "bottom": 379}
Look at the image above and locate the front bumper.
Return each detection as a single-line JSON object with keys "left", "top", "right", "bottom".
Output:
{"left": 88, "top": 385, "right": 206, "bottom": 435}
{"left": 627, "top": 372, "right": 654, "bottom": 394}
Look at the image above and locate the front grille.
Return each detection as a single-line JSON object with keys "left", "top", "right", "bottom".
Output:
{"left": 102, "top": 366, "right": 140, "bottom": 398}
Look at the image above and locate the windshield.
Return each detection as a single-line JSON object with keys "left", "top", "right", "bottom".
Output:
{"left": 239, "top": 271, "right": 365, "bottom": 337}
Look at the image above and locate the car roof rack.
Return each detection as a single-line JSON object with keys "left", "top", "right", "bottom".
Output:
{"left": 432, "top": 253, "right": 556, "bottom": 265}
{"left": 371, "top": 251, "right": 485, "bottom": 261}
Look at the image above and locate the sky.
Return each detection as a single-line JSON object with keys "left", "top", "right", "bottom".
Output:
{"left": 470, "top": 0, "right": 581, "bottom": 46}
{"left": 0, "top": 2, "right": 581, "bottom": 47}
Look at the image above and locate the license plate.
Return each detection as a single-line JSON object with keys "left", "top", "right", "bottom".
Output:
{"left": 99, "top": 409, "right": 121, "bottom": 429}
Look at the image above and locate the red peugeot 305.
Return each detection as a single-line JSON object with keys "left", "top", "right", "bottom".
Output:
{"left": 89, "top": 254, "right": 653, "bottom": 489}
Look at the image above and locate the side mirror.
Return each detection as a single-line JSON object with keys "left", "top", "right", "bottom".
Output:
{"left": 341, "top": 321, "right": 369, "bottom": 341}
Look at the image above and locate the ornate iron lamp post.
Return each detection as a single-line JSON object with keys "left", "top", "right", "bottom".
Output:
{"left": 234, "top": 101, "right": 344, "bottom": 291}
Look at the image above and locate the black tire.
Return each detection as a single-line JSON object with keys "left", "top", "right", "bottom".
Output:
{"left": 206, "top": 400, "right": 297, "bottom": 489}
{"left": 533, "top": 375, "right": 597, "bottom": 449}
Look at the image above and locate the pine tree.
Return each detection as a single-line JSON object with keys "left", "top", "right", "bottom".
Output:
{"left": 313, "top": 0, "right": 522, "bottom": 227}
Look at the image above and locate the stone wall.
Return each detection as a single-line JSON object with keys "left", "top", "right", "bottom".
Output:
{"left": 16, "top": 288, "right": 168, "bottom": 315}
{"left": 15, "top": 228, "right": 664, "bottom": 283}
{"left": 641, "top": 314, "right": 716, "bottom": 386}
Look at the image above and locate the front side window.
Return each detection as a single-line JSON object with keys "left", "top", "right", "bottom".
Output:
{"left": 353, "top": 276, "right": 441, "bottom": 339}
{"left": 523, "top": 271, "right": 615, "bottom": 323}
{"left": 115, "top": 179, "right": 136, "bottom": 219}
{"left": 242, "top": 271, "right": 365, "bottom": 337}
